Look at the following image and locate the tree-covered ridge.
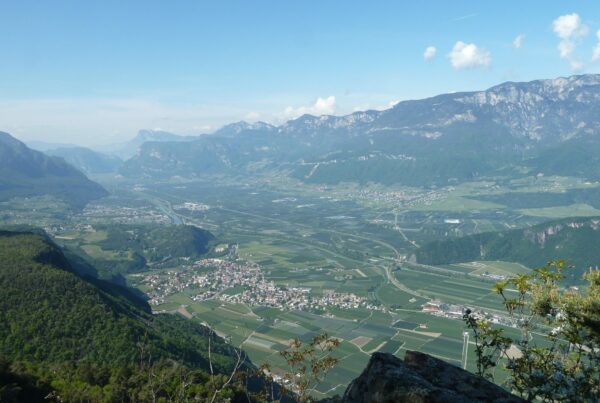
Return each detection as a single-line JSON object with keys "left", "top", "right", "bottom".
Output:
{"left": 97, "top": 224, "right": 215, "bottom": 261}
{"left": 63, "top": 224, "right": 216, "bottom": 279}
{"left": 0, "top": 231, "right": 235, "bottom": 370}
{"left": 0, "top": 132, "right": 108, "bottom": 208}
{"left": 415, "top": 216, "right": 600, "bottom": 282}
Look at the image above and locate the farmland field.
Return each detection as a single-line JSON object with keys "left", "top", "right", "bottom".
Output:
{"left": 13, "top": 174, "right": 598, "bottom": 398}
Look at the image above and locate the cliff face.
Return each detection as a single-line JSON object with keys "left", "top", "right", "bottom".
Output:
{"left": 340, "top": 351, "right": 524, "bottom": 403}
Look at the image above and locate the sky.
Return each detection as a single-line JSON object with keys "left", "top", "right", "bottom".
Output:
{"left": 2, "top": 1, "right": 600, "bottom": 146}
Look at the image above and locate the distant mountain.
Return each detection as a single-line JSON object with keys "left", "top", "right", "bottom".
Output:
{"left": 414, "top": 216, "right": 600, "bottom": 282}
{"left": 212, "top": 121, "right": 277, "bottom": 137}
{"left": 26, "top": 140, "right": 78, "bottom": 152}
{"left": 45, "top": 146, "right": 122, "bottom": 174}
{"left": 0, "top": 230, "right": 240, "bottom": 399}
{"left": 0, "top": 132, "right": 108, "bottom": 207}
{"left": 121, "top": 75, "right": 600, "bottom": 185}
{"left": 98, "top": 129, "right": 197, "bottom": 159}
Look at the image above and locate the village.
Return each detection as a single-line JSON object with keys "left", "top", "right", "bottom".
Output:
{"left": 135, "top": 256, "right": 384, "bottom": 312}
{"left": 420, "top": 299, "right": 517, "bottom": 328}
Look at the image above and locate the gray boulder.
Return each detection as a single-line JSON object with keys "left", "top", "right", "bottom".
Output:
{"left": 340, "top": 351, "right": 524, "bottom": 403}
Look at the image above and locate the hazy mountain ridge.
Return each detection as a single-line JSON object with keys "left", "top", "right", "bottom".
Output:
{"left": 46, "top": 146, "right": 123, "bottom": 174}
{"left": 97, "top": 129, "right": 198, "bottom": 159}
{"left": 0, "top": 132, "right": 108, "bottom": 207}
{"left": 121, "top": 75, "right": 600, "bottom": 185}
{"left": 27, "top": 140, "right": 78, "bottom": 152}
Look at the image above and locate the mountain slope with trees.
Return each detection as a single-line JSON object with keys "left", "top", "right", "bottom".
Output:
{"left": 0, "top": 230, "right": 242, "bottom": 401}
{"left": 121, "top": 75, "right": 600, "bottom": 186}
{"left": 59, "top": 224, "right": 216, "bottom": 280}
{"left": 0, "top": 132, "right": 108, "bottom": 208}
{"left": 414, "top": 216, "right": 600, "bottom": 282}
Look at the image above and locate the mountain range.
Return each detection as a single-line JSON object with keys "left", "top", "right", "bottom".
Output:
{"left": 45, "top": 146, "right": 123, "bottom": 175}
{"left": 120, "top": 75, "right": 600, "bottom": 185}
{"left": 97, "top": 129, "right": 197, "bottom": 159}
{"left": 0, "top": 132, "right": 108, "bottom": 208}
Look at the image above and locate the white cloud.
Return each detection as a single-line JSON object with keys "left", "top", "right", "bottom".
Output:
{"left": 592, "top": 30, "right": 600, "bottom": 62}
{"left": 352, "top": 100, "right": 400, "bottom": 112}
{"left": 448, "top": 41, "right": 491, "bottom": 69}
{"left": 570, "top": 60, "right": 584, "bottom": 72}
{"left": 512, "top": 34, "right": 524, "bottom": 49}
{"left": 552, "top": 13, "right": 588, "bottom": 71}
{"left": 284, "top": 96, "right": 336, "bottom": 118}
{"left": 423, "top": 46, "right": 437, "bottom": 61}
{"left": 553, "top": 13, "right": 588, "bottom": 40}
{"left": 558, "top": 40, "right": 576, "bottom": 58}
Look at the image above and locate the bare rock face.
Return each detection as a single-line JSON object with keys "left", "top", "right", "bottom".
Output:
{"left": 340, "top": 351, "right": 524, "bottom": 403}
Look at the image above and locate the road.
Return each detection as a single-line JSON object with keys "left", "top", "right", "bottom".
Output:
{"left": 140, "top": 191, "right": 430, "bottom": 305}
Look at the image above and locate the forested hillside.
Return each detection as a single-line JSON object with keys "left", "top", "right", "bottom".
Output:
{"left": 0, "top": 231, "right": 243, "bottom": 401}
{"left": 0, "top": 132, "right": 107, "bottom": 208}
{"left": 415, "top": 217, "right": 600, "bottom": 282}
{"left": 59, "top": 224, "right": 216, "bottom": 279}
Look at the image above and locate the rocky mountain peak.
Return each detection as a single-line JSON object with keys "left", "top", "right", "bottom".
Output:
{"left": 213, "top": 121, "right": 277, "bottom": 136}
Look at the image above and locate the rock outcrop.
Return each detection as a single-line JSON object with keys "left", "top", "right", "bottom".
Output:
{"left": 340, "top": 351, "right": 524, "bottom": 403}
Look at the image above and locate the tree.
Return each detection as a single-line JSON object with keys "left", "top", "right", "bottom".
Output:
{"left": 464, "top": 260, "right": 600, "bottom": 401}
{"left": 258, "top": 333, "right": 340, "bottom": 402}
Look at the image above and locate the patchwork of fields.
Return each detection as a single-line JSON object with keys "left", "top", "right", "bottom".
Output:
{"left": 23, "top": 175, "right": 597, "bottom": 398}
{"left": 154, "top": 290, "right": 487, "bottom": 396}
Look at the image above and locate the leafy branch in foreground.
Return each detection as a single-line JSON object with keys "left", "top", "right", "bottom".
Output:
{"left": 258, "top": 333, "right": 340, "bottom": 402}
{"left": 464, "top": 260, "right": 600, "bottom": 402}
{"left": 463, "top": 309, "right": 511, "bottom": 379}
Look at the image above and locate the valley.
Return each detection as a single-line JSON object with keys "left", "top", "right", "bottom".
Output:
{"left": 4, "top": 168, "right": 594, "bottom": 398}
{"left": 4, "top": 4, "right": 600, "bottom": 400}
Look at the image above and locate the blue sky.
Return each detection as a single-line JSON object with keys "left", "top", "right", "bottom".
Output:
{"left": 2, "top": 1, "right": 600, "bottom": 145}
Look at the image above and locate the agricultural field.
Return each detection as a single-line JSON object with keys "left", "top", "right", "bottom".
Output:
{"left": 4, "top": 174, "right": 597, "bottom": 398}
{"left": 393, "top": 262, "right": 531, "bottom": 311}
{"left": 518, "top": 203, "right": 600, "bottom": 218}
{"left": 449, "top": 261, "right": 531, "bottom": 277}
{"left": 152, "top": 291, "right": 481, "bottom": 398}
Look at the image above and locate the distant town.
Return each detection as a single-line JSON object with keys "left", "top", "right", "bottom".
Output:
{"left": 134, "top": 250, "right": 383, "bottom": 313}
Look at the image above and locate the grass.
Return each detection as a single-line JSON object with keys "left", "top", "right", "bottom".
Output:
{"left": 393, "top": 268, "right": 510, "bottom": 310}
{"left": 459, "top": 261, "right": 531, "bottom": 276}
{"left": 81, "top": 244, "right": 128, "bottom": 260}
{"left": 377, "top": 283, "right": 426, "bottom": 307}
{"left": 412, "top": 196, "right": 504, "bottom": 212}
{"left": 82, "top": 230, "right": 108, "bottom": 242}
{"left": 519, "top": 203, "right": 600, "bottom": 218}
